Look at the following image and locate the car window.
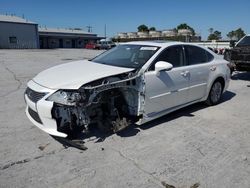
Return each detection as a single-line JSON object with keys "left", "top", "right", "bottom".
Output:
{"left": 185, "top": 45, "right": 212, "bottom": 65}
{"left": 149, "top": 45, "right": 184, "bottom": 70}
{"left": 207, "top": 51, "right": 214, "bottom": 62}
{"left": 92, "top": 45, "right": 159, "bottom": 69}
{"left": 236, "top": 36, "right": 250, "bottom": 47}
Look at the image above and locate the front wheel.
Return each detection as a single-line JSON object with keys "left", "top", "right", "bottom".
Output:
{"left": 206, "top": 81, "right": 223, "bottom": 106}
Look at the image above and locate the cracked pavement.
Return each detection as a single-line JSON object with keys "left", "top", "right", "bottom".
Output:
{"left": 0, "top": 49, "right": 250, "bottom": 188}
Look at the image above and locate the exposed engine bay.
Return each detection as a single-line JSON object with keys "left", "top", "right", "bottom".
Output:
{"left": 51, "top": 72, "right": 145, "bottom": 138}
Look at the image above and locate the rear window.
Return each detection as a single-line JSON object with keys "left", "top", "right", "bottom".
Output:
{"left": 185, "top": 45, "right": 213, "bottom": 65}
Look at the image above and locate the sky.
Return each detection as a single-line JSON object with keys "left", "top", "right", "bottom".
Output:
{"left": 1, "top": 0, "right": 250, "bottom": 40}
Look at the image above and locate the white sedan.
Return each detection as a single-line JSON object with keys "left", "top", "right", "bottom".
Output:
{"left": 24, "top": 41, "right": 230, "bottom": 138}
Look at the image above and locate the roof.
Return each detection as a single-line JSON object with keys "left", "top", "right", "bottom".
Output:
{"left": 124, "top": 41, "right": 183, "bottom": 47}
{"left": 38, "top": 27, "right": 92, "bottom": 35}
{"left": 0, "top": 14, "right": 36, "bottom": 24}
{"left": 121, "top": 41, "right": 217, "bottom": 54}
{"left": 38, "top": 27, "right": 104, "bottom": 39}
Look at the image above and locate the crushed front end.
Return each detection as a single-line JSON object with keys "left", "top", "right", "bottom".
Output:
{"left": 25, "top": 73, "right": 145, "bottom": 138}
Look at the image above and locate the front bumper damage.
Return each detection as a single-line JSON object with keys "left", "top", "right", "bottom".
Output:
{"left": 25, "top": 80, "right": 67, "bottom": 137}
{"left": 25, "top": 73, "right": 145, "bottom": 138}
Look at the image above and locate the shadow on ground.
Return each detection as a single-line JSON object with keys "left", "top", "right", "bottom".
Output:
{"left": 231, "top": 71, "right": 250, "bottom": 81}
{"left": 53, "top": 90, "right": 236, "bottom": 150}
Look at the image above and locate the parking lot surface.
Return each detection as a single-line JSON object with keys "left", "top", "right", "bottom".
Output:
{"left": 0, "top": 49, "right": 249, "bottom": 188}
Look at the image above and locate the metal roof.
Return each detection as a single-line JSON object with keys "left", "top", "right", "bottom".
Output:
{"left": 0, "top": 14, "right": 36, "bottom": 24}
{"left": 38, "top": 27, "right": 93, "bottom": 35}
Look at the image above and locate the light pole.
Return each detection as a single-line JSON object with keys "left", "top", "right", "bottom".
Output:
{"left": 104, "top": 24, "right": 107, "bottom": 41}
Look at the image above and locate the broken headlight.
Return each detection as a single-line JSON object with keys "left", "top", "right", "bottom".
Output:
{"left": 47, "top": 90, "right": 82, "bottom": 106}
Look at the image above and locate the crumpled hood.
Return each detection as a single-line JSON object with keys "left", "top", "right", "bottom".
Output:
{"left": 33, "top": 60, "right": 134, "bottom": 89}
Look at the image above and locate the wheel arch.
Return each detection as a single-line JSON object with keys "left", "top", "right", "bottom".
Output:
{"left": 203, "top": 75, "right": 226, "bottom": 101}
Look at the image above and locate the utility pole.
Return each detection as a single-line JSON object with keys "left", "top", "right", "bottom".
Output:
{"left": 86, "top": 25, "right": 92, "bottom": 33}
{"left": 104, "top": 24, "right": 106, "bottom": 41}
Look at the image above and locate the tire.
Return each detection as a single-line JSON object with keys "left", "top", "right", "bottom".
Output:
{"left": 206, "top": 81, "right": 223, "bottom": 106}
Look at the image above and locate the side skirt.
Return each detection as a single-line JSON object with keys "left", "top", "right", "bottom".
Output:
{"left": 137, "top": 99, "right": 202, "bottom": 125}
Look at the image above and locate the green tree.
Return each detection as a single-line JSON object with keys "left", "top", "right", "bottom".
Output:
{"left": 176, "top": 23, "right": 195, "bottom": 35}
{"left": 137, "top": 24, "right": 149, "bottom": 32}
{"left": 149, "top": 27, "right": 156, "bottom": 31}
{"left": 234, "top": 28, "right": 245, "bottom": 40}
{"left": 227, "top": 28, "right": 245, "bottom": 40}
{"left": 227, "top": 31, "right": 235, "bottom": 40}
{"left": 208, "top": 30, "right": 222, "bottom": 40}
{"left": 208, "top": 28, "right": 214, "bottom": 34}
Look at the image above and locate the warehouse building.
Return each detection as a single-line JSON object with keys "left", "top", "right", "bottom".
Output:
{"left": 0, "top": 14, "right": 39, "bottom": 49}
{"left": 39, "top": 27, "right": 103, "bottom": 49}
{"left": 0, "top": 14, "right": 103, "bottom": 49}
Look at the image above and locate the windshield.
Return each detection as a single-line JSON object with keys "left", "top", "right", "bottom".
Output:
{"left": 92, "top": 44, "right": 159, "bottom": 69}
{"left": 236, "top": 36, "right": 250, "bottom": 47}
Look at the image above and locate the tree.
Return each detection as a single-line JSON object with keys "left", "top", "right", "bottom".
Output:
{"left": 149, "top": 27, "right": 156, "bottom": 31}
{"left": 208, "top": 28, "right": 214, "bottom": 34}
{"left": 176, "top": 23, "right": 195, "bottom": 35}
{"left": 234, "top": 28, "right": 245, "bottom": 40}
{"left": 227, "top": 28, "right": 245, "bottom": 40}
{"left": 227, "top": 31, "right": 235, "bottom": 40}
{"left": 214, "top": 31, "right": 222, "bottom": 39}
{"left": 208, "top": 30, "right": 222, "bottom": 40}
{"left": 137, "top": 24, "right": 149, "bottom": 32}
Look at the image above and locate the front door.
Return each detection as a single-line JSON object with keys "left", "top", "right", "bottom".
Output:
{"left": 144, "top": 45, "right": 189, "bottom": 117}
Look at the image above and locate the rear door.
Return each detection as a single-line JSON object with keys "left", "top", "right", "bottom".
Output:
{"left": 184, "top": 45, "right": 214, "bottom": 102}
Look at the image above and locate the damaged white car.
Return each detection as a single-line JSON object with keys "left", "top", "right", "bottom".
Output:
{"left": 24, "top": 41, "right": 230, "bottom": 138}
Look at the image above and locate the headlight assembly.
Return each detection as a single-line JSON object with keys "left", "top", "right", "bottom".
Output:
{"left": 47, "top": 90, "right": 83, "bottom": 106}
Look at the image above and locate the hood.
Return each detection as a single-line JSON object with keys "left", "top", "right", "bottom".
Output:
{"left": 33, "top": 60, "right": 134, "bottom": 89}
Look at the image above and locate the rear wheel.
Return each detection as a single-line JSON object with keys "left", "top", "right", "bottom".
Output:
{"left": 206, "top": 81, "right": 223, "bottom": 106}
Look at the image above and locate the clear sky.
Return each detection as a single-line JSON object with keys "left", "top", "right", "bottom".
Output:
{"left": 1, "top": 0, "right": 249, "bottom": 40}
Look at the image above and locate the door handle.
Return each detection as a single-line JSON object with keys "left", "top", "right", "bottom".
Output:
{"left": 181, "top": 71, "right": 189, "bottom": 77}
{"left": 210, "top": 66, "right": 217, "bottom": 71}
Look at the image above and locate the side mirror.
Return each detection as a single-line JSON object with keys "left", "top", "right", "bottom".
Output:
{"left": 155, "top": 61, "right": 173, "bottom": 73}
{"left": 230, "top": 40, "right": 235, "bottom": 48}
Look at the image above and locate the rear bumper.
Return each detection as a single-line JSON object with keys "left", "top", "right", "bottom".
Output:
{"left": 25, "top": 80, "right": 67, "bottom": 137}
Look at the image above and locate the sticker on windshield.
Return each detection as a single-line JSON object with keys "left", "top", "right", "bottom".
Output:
{"left": 140, "top": 47, "right": 158, "bottom": 51}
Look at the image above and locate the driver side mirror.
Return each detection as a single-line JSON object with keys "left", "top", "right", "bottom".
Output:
{"left": 155, "top": 61, "right": 173, "bottom": 74}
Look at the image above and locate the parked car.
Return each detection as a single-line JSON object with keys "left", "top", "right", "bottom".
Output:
{"left": 85, "top": 42, "right": 97, "bottom": 49}
{"left": 95, "top": 40, "right": 116, "bottom": 50}
{"left": 224, "top": 34, "right": 250, "bottom": 72}
{"left": 24, "top": 41, "right": 230, "bottom": 138}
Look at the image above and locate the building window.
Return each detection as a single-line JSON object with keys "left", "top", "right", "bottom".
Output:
{"left": 9, "top": 36, "right": 17, "bottom": 44}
